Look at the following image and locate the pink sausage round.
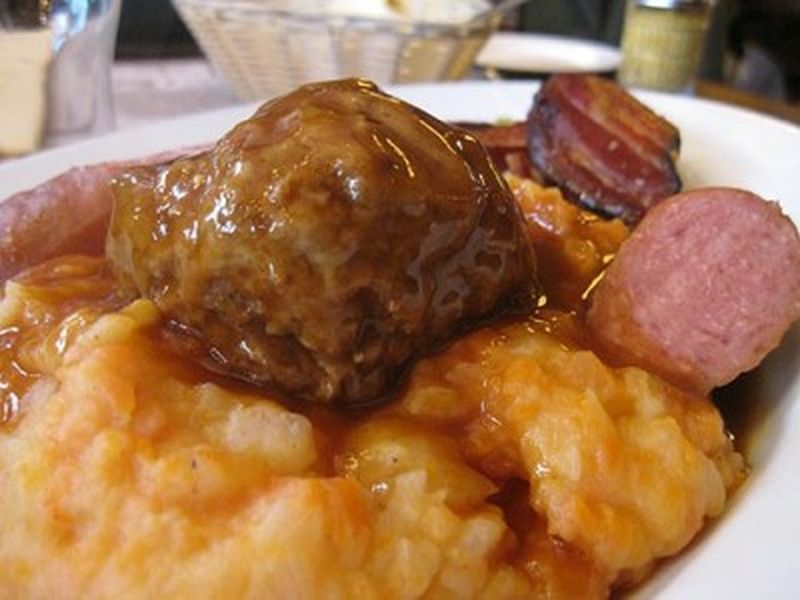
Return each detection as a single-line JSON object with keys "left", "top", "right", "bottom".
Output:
{"left": 586, "top": 187, "right": 800, "bottom": 394}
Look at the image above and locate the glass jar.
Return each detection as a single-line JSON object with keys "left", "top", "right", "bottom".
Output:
{"left": 618, "top": 0, "right": 713, "bottom": 93}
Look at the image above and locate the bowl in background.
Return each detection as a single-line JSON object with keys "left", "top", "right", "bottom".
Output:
{"left": 477, "top": 32, "right": 621, "bottom": 79}
{"left": 172, "top": 0, "right": 521, "bottom": 100}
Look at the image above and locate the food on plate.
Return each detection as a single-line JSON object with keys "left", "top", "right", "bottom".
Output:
{"left": 106, "top": 79, "right": 537, "bottom": 406}
{"left": 0, "top": 145, "right": 210, "bottom": 281}
{"left": 0, "top": 232, "right": 743, "bottom": 598}
{"left": 527, "top": 73, "right": 681, "bottom": 225}
{"left": 458, "top": 121, "right": 543, "bottom": 181}
{"left": 0, "top": 77, "right": 794, "bottom": 598}
{"left": 459, "top": 74, "right": 682, "bottom": 226}
{"left": 509, "top": 174, "right": 629, "bottom": 311}
{"left": 0, "top": 162, "right": 121, "bottom": 280}
{"left": 587, "top": 187, "right": 800, "bottom": 394}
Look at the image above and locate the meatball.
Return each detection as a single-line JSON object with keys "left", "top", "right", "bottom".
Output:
{"left": 106, "top": 79, "right": 537, "bottom": 405}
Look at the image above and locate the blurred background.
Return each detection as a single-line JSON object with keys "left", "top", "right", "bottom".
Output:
{"left": 112, "top": 0, "right": 800, "bottom": 129}
{"left": 1, "top": 0, "right": 798, "bottom": 156}
{"left": 114, "top": 0, "right": 800, "bottom": 99}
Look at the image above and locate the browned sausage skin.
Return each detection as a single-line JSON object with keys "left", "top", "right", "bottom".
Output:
{"left": 456, "top": 121, "right": 545, "bottom": 182}
{"left": 528, "top": 74, "right": 681, "bottom": 225}
{"left": 587, "top": 187, "right": 800, "bottom": 394}
{"left": 0, "top": 163, "right": 121, "bottom": 281}
{"left": 106, "top": 79, "right": 538, "bottom": 406}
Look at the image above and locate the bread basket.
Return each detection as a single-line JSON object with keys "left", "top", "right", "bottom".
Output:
{"left": 172, "top": 0, "right": 521, "bottom": 100}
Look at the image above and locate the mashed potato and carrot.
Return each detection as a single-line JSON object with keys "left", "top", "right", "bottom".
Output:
{"left": 0, "top": 182, "right": 745, "bottom": 599}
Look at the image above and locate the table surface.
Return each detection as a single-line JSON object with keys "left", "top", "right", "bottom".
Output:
{"left": 112, "top": 59, "right": 239, "bottom": 132}
{"left": 694, "top": 80, "right": 800, "bottom": 125}
{"left": 111, "top": 58, "right": 800, "bottom": 134}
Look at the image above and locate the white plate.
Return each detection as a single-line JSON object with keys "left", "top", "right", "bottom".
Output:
{"left": 476, "top": 32, "right": 622, "bottom": 74}
{"left": 1, "top": 81, "right": 799, "bottom": 599}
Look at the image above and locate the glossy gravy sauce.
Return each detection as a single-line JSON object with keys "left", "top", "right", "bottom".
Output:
{"left": 0, "top": 253, "right": 610, "bottom": 596}
{"left": 0, "top": 257, "right": 122, "bottom": 428}
{"left": 0, "top": 255, "right": 581, "bottom": 440}
{"left": 3, "top": 176, "right": 760, "bottom": 444}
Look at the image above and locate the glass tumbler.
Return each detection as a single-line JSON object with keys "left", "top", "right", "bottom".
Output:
{"left": 0, "top": 0, "right": 121, "bottom": 154}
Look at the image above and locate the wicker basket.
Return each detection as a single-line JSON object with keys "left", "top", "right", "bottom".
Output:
{"left": 172, "top": 0, "right": 514, "bottom": 100}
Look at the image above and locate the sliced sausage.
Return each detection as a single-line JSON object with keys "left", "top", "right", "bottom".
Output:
{"left": 586, "top": 187, "right": 800, "bottom": 394}
{"left": 528, "top": 74, "right": 681, "bottom": 225}
{"left": 456, "top": 121, "right": 544, "bottom": 182}
{"left": 0, "top": 163, "right": 121, "bottom": 281}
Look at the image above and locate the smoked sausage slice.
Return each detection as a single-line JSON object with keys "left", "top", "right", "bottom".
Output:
{"left": 587, "top": 187, "right": 800, "bottom": 394}
{"left": 0, "top": 163, "right": 122, "bottom": 282}
{"left": 528, "top": 74, "right": 681, "bottom": 225}
{"left": 456, "top": 121, "right": 544, "bottom": 181}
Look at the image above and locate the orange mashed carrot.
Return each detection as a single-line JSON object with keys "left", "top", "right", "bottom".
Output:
{"left": 0, "top": 181, "right": 745, "bottom": 599}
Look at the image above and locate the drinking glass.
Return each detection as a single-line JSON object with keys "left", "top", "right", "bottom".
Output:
{"left": 0, "top": 0, "right": 121, "bottom": 154}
